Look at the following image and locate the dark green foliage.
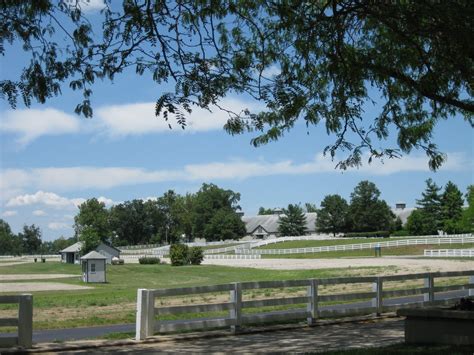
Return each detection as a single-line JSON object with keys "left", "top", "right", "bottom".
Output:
{"left": 348, "top": 181, "right": 395, "bottom": 233}
{"left": 2, "top": 2, "right": 472, "bottom": 170}
{"left": 316, "top": 195, "right": 349, "bottom": 236}
{"left": 342, "top": 231, "right": 390, "bottom": 239}
{"left": 441, "top": 181, "right": 464, "bottom": 233}
{"left": 406, "top": 210, "right": 426, "bottom": 236}
{"left": 19, "top": 224, "right": 42, "bottom": 254}
{"left": 258, "top": 207, "right": 274, "bottom": 215}
{"left": 459, "top": 185, "right": 474, "bottom": 232}
{"left": 74, "top": 198, "right": 111, "bottom": 242}
{"left": 304, "top": 203, "right": 318, "bottom": 213}
{"left": 203, "top": 209, "right": 247, "bottom": 241}
{"left": 79, "top": 227, "right": 100, "bottom": 255}
{"left": 138, "top": 257, "right": 161, "bottom": 265}
{"left": 0, "top": 219, "right": 23, "bottom": 255}
{"left": 390, "top": 230, "right": 410, "bottom": 237}
{"left": 278, "top": 204, "right": 307, "bottom": 236}
{"left": 412, "top": 179, "right": 443, "bottom": 235}
{"left": 170, "top": 243, "right": 189, "bottom": 266}
{"left": 188, "top": 247, "right": 204, "bottom": 265}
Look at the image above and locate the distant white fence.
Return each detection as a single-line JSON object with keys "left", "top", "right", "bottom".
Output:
{"left": 424, "top": 249, "right": 474, "bottom": 257}
{"left": 0, "top": 255, "right": 60, "bottom": 260}
{"left": 204, "top": 254, "right": 261, "bottom": 260}
{"left": 136, "top": 270, "right": 474, "bottom": 340}
{"left": 238, "top": 237, "right": 474, "bottom": 255}
{"left": 0, "top": 294, "right": 33, "bottom": 348}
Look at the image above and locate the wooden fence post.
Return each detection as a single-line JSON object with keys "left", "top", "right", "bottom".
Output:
{"left": 136, "top": 289, "right": 148, "bottom": 340}
{"left": 230, "top": 282, "right": 242, "bottom": 334}
{"left": 424, "top": 274, "right": 435, "bottom": 303}
{"left": 307, "top": 279, "right": 318, "bottom": 326}
{"left": 372, "top": 277, "right": 383, "bottom": 316}
{"left": 469, "top": 276, "right": 474, "bottom": 297}
{"left": 146, "top": 290, "right": 155, "bottom": 337}
{"left": 18, "top": 294, "right": 32, "bottom": 348}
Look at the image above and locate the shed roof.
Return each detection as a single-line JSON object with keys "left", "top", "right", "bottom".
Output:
{"left": 81, "top": 251, "right": 107, "bottom": 260}
{"left": 60, "top": 241, "right": 82, "bottom": 253}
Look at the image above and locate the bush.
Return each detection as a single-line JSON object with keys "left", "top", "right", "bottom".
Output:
{"left": 189, "top": 246, "right": 204, "bottom": 265}
{"left": 138, "top": 257, "right": 161, "bottom": 264}
{"left": 390, "top": 229, "right": 410, "bottom": 237}
{"left": 170, "top": 244, "right": 189, "bottom": 266}
{"left": 342, "top": 231, "right": 390, "bottom": 238}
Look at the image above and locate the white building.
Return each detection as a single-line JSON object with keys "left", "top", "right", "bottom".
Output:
{"left": 81, "top": 251, "right": 107, "bottom": 283}
{"left": 60, "top": 242, "right": 120, "bottom": 264}
{"left": 242, "top": 212, "right": 318, "bottom": 238}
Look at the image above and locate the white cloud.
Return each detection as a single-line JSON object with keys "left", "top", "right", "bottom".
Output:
{"left": 1, "top": 210, "right": 17, "bottom": 217}
{"left": 0, "top": 152, "right": 470, "bottom": 195}
{"left": 95, "top": 97, "right": 261, "bottom": 137}
{"left": 48, "top": 222, "right": 70, "bottom": 230}
{"left": 0, "top": 108, "right": 80, "bottom": 146}
{"left": 33, "top": 210, "right": 47, "bottom": 216}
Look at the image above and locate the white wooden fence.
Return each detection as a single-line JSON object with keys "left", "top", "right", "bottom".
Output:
{"left": 204, "top": 254, "right": 261, "bottom": 260}
{"left": 237, "top": 237, "right": 474, "bottom": 255}
{"left": 0, "top": 294, "right": 33, "bottom": 348}
{"left": 424, "top": 249, "right": 474, "bottom": 257}
{"left": 135, "top": 270, "right": 474, "bottom": 340}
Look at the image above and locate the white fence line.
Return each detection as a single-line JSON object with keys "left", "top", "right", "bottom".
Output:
{"left": 136, "top": 270, "right": 474, "bottom": 340}
{"left": 424, "top": 249, "right": 474, "bottom": 257}
{"left": 237, "top": 237, "right": 474, "bottom": 255}
{"left": 0, "top": 294, "right": 33, "bottom": 348}
{"left": 204, "top": 254, "right": 261, "bottom": 260}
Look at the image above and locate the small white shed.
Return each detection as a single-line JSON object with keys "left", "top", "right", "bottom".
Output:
{"left": 81, "top": 251, "right": 107, "bottom": 283}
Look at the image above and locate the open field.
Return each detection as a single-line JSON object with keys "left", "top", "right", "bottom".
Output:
{"left": 0, "top": 262, "right": 385, "bottom": 331}
{"left": 260, "top": 243, "right": 474, "bottom": 258}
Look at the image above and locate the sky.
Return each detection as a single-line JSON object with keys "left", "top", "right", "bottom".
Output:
{"left": 1, "top": 1, "right": 473, "bottom": 241}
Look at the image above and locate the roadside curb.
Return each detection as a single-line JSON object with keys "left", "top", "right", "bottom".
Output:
{"left": 1, "top": 313, "right": 401, "bottom": 353}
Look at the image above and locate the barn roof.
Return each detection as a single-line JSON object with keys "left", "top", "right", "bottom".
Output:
{"left": 60, "top": 241, "right": 82, "bottom": 253}
{"left": 242, "top": 212, "right": 317, "bottom": 234}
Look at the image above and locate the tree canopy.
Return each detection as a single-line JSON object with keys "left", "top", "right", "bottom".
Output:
{"left": 316, "top": 194, "right": 349, "bottom": 236}
{"left": 2, "top": 1, "right": 472, "bottom": 169}
{"left": 278, "top": 204, "right": 307, "bottom": 236}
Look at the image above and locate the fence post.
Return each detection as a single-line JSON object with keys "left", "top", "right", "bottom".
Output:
{"left": 469, "top": 276, "right": 474, "bottom": 297}
{"left": 230, "top": 282, "right": 242, "bottom": 334}
{"left": 424, "top": 274, "right": 435, "bottom": 303}
{"left": 18, "top": 294, "right": 33, "bottom": 348}
{"left": 372, "top": 277, "right": 383, "bottom": 316}
{"left": 307, "top": 279, "right": 319, "bottom": 326}
{"left": 136, "top": 289, "right": 148, "bottom": 340}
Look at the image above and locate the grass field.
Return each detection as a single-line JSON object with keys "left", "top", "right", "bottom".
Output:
{"left": 0, "top": 262, "right": 386, "bottom": 331}
{"left": 257, "top": 237, "right": 446, "bottom": 250}
{"left": 261, "top": 243, "right": 474, "bottom": 258}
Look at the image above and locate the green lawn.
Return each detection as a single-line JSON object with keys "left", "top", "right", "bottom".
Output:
{"left": 0, "top": 262, "right": 385, "bottom": 330}
{"left": 257, "top": 238, "right": 408, "bottom": 250}
{"left": 262, "top": 243, "right": 474, "bottom": 259}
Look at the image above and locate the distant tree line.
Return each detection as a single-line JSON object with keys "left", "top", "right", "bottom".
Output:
{"left": 0, "top": 221, "right": 75, "bottom": 256}
{"left": 258, "top": 180, "right": 473, "bottom": 237}
{"left": 75, "top": 183, "right": 246, "bottom": 251}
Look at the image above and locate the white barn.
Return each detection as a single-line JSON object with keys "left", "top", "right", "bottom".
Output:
{"left": 81, "top": 251, "right": 107, "bottom": 283}
{"left": 242, "top": 212, "right": 318, "bottom": 238}
{"left": 60, "top": 242, "right": 120, "bottom": 264}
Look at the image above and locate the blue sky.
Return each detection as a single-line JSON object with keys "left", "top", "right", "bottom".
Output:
{"left": 1, "top": 1, "right": 473, "bottom": 241}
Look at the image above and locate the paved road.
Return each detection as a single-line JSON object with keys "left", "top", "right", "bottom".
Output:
{"left": 35, "top": 318, "right": 406, "bottom": 354}
{"left": 26, "top": 290, "right": 467, "bottom": 343}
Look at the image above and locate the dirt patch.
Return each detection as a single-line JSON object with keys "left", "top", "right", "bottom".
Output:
{"left": 0, "top": 274, "right": 80, "bottom": 281}
{"left": 202, "top": 256, "right": 474, "bottom": 274}
{"left": 0, "top": 282, "right": 92, "bottom": 293}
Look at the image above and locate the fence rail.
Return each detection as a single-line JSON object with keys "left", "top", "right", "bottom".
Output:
{"left": 237, "top": 237, "right": 474, "bottom": 255}
{"left": 0, "top": 294, "right": 33, "bottom": 348}
{"left": 204, "top": 254, "right": 261, "bottom": 260}
{"left": 135, "top": 270, "right": 474, "bottom": 340}
{"left": 424, "top": 249, "right": 474, "bottom": 257}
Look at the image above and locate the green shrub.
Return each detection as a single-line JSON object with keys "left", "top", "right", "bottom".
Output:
{"left": 390, "top": 229, "right": 410, "bottom": 237}
{"left": 342, "top": 231, "right": 390, "bottom": 238}
{"left": 189, "top": 246, "right": 204, "bottom": 265}
{"left": 170, "top": 244, "right": 189, "bottom": 266}
{"left": 138, "top": 257, "right": 161, "bottom": 264}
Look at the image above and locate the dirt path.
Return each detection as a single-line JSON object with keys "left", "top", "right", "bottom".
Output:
{"left": 202, "top": 256, "right": 474, "bottom": 274}
{"left": 0, "top": 282, "right": 92, "bottom": 292}
{"left": 0, "top": 274, "right": 80, "bottom": 281}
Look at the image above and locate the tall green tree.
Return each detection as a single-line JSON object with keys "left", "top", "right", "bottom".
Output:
{"left": 441, "top": 181, "right": 464, "bottom": 233}
{"left": 406, "top": 210, "right": 425, "bottom": 236}
{"left": 2, "top": 2, "right": 472, "bottom": 170}
{"left": 258, "top": 207, "right": 274, "bottom": 215}
{"left": 19, "top": 224, "right": 42, "bottom": 254}
{"left": 203, "top": 209, "right": 247, "bottom": 241}
{"left": 416, "top": 178, "right": 443, "bottom": 235}
{"left": 459, "top": 185, "right": 474, "bottom": 233}
{"left": 348, "top": 181, "right": 395, "bottom": 232}
{"left": 74, "top": 198, "right": 111, "bottom": 242}
{"left": 278, "top": 204, "right": 307, "bottom": 236}
{"left": 0, "top": 219, "right": 22, "bottom": 255}
{"left": 79, "top": 226, "right": 101, "bottom": 255}
{"left": 304, "top": 203, "right": 318, "bottom": 213}
{"left": 192, "top": 183, "right": 245, "bottom": 241}
{"left": 316, "top": 195, "right": 349, "bottom": 237}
